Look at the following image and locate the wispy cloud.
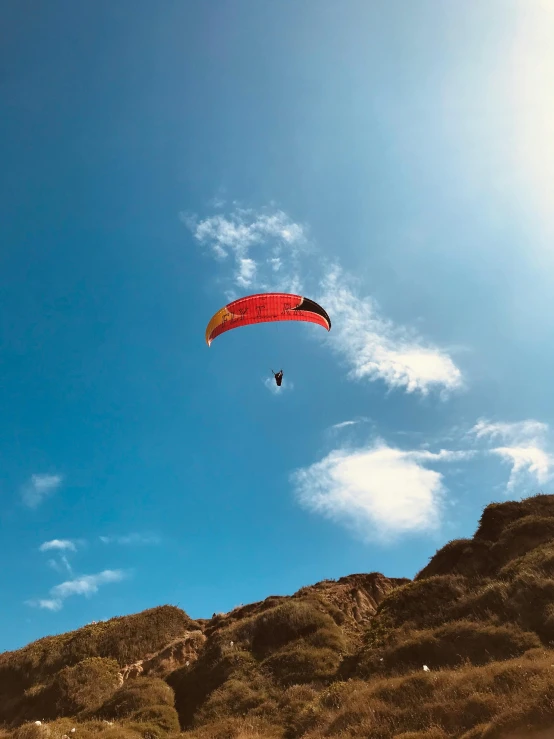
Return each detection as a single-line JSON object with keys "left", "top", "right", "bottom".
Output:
{"left": 471, "top": 419, "right": 548, "bottom": 443}
{"left": 318, "top": 266, "right": 463, "bottom": 397}
{"left": 27, "top": 569, "right": 127, "bottom": 612}
{"left": 39, "top": 538, "right": 81, "bottom": 576}
{"left": 99, "top": 533, "right": 160, "bottom": 546}
{"left": 35, "top": 599, "right": 63, "bottom": 612}
{"left": 51, "top": 570, "right": 126, "bottom": 599}
{"left": 329, "top": 417, "right": 370, "bottom": 432}
{"left": 183, "top": 206, "right": 308, "bottom": 303}
{"left": 469, "top": 418, "right": 554, "bottom": 492}
{"left": 184, "top": 204, "right": 463, "bottom": 397}
{"left": 237, "top": 257, "right": 257, "bottom": 288}
{"left": 47, "top": 556, "right": 73, "bottom": 575}
{"left": 291, "top": 441, "right": 474, "bottom": 541}
{"left": 182, "top": 208, "right": 307, "bottom": 292}
{"left": 21, "top": 474, "right": 63, "bottom": 508}
{"left": 39, "top": 539, "right": 76, "bottom": 552}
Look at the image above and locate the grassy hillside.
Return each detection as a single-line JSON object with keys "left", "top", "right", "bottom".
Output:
{"left": 4, "top": 493, "right": 554, "bottom": 738}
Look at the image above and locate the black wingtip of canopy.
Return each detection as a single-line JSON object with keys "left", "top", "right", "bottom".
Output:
{"left": 295, "top": 297, "right": 332, "bottom": 330}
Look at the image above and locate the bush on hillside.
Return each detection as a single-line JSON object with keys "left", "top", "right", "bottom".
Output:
{"left": 277, "top": 684, "right": 320, "bottom": 738}
{"left": 489, "top": 516, "right": 554, "bottom": 571}
{"left": 11, "top": 725, "right": 50, "bottom": 739}
{"left": 167, "top": 647, "right": 257, "bottom": 729}
{"left": 385, "top": 620, "right": 539, "bottom": 672}
{"left": 357, "top": 620, "right": 539, "bottom": 676}
{"left": 184, "top": 716, "right": 283, "bottom": 739}
{"left": 0, "top": 607, "right": 195, "bottom": 694}
{"left": 261, "top": 644, "right": 340, "bottom": 685}
{"left": 474, "top": 501, "right": 534, "bottom": 543}
{"left": 193, "top": 675, "right": 276, "bottom": 724}
{"left": 451, "top": 581, "right": 510, "bottom": 623}
{"left": 129, "top": 706, "right": 179, "bottom": 735}
{"left": 11, "top": 721, "right": 144, "bottom": 739}
{"left": 377, "top": 575, "right": 470, "bottom": 629}
{"left": 97, "top": 679, "right": 174, "bottom": 720}
{"left": 250, "top": 600, "right": 342, "bottom": 656}
{"left": 474, "top": 494, "right": 554, "bottom": 541}
{"left": 505, "top": 572, "right": 554, "bottom": 642}
{"left": 499, "top": 540, "right": 554, "bottom": 579}
{"left": 53, "top": 658, "right": 121, "bottom": 716}
{"left": 415, "top": 539, "right": 493, "bottom": 581}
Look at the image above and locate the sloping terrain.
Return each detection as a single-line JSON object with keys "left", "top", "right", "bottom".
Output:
{"left": 4, "top": 494, "right": 554, "bottom": 738}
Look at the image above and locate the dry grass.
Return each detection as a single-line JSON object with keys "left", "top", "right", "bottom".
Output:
{"left": 0, "top": 606, "right": 194, "bottom": 688}
{"left": 292, "top": 649, "right": 554, "bottom": 738}
{"left": 184, "top": 716, "right": 283, "bottom": 739}
{"left": 415, "top": 540, "right": 494, "bottom": 581}
{"left": 97, "top": 678, "right": 175, "bottom": 720}
{"left": 53, "top": 658, "right": 121, "bottom": 716}
{"left": 376, "top": 575, "right": 470, "bottom": 630}
{"left": 6, "top": 495, "right": 554, "bottom": 739}
{"left": 128, "top": 706, "right": 179, "bottom": 735}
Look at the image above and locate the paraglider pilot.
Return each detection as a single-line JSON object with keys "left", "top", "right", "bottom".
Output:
{"left": 272, "top": 369, "right": 283, "bottom": 387}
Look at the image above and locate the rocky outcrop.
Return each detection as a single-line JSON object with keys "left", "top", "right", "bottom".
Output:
{"left": 295, "top": 572, "right": 411, "bottom": 629}
{"left": 119, "top": 630, "right": 206, "bottom": 682}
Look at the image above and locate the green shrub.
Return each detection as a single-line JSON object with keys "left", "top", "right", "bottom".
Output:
{"left": 251, "top": 600, "right": 339, "bottom": 656}
{"left": 381, "top": 620, "right": 540, "bottom": 672}
{"left": 489, "top": 516, "right": 554, "bottom": 571}
{"left": 129, "top": 705, "right": 179, "bottom": 734}
{"left": 98, "top": 679, "right": 174, "bottom": 720}
{"left": 415, "top": 539, "right": 493, "bottom": 580}
{"left": 184, "top": 716, "right": 282, "bottom": 739}
{"left": 499, "top": 541, "right": 554, "bottom": 580}
{"left": 378, "top": 576, "right": 469, "bottom": 629}
{"left": 506, "top": 572, "right": 554, "bottom": 640}
{"left": 167, "top": 647, "right": 257, "bottom": 729}
{"left": 261, "top": 644, "right": 340, "bottom": 685}
{"left": 12, "top": 725, "right": 50, "bottom": 739}
{"left": 451, "top": 581, "right": 510, "bottom": 623}
{"left": 0, "top": 606, "right": 194, "bottom": 694}
{"left": 53, "top": 658, "right": 121, "bottom": 715}
{"left": 194, "top": 676, "right": 276, "bottom": 724}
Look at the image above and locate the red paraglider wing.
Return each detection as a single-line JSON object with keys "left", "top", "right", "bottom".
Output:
{"left": 205, "top": 292, "right": 331, "bottom": 346}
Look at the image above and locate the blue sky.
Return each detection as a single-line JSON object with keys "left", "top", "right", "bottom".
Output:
{"left": 2, "top": 0, "right": 554, "bottom": 652}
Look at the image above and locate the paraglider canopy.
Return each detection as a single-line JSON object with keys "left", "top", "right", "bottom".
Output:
{"left": 205, "top": 292, "right": 331, "bottom": 346}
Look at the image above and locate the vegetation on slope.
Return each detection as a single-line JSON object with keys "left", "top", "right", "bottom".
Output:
{"left": 4, "top": 494, "right": 554, "bottom": 738}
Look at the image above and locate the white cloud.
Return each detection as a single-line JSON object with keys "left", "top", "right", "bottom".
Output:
{"left": 470, "top": 419, "right": 548, "bottom": 443}
{"left": 493, "top": 445, "right": 553, "bottom": 492}
{"left": 27, "top": 569, "right": 127, "bottom": 612}
{"left": 39, "top": 539, "right": 76, "bottom": 552}
{"left": 184, "top": 207, "right": 306, "bottom": 269}
{"left": 318, "top": 266, "right": 463, "bottom": 397}
{"left": 183, "top": 207, "right": 308, "bottom": 294}
{"left": 291, "top": 441, "right": 473, "bottom": 541}
{"left": 60, "top": 555, "right": 73, "bottom": 574}
{"left": 39, "top": 539, "right": 79, "bottom": 576}
{"left": 36, "top": 599, "right": 63, "bottom": 612}
{"left": 99, "top": 533, "right": 160, "bottom": 546}
{"left": 469, "top": 418, "right": 554, "bottom": 492}
{"left": 21, "top": 474, "right": 63, "bottom": 508}
{"left": 184, "top": 205, "right": 463, "bottom": 397}
{"left": 236, "top": 257, "right": 257, "bottom": 287}
{"left": 47, "top": 556, "right": 73, "bottom": 575}
{"left": 50, "top": 570, "right": 126, "bottom": 599}
{"left": 329, "top": 418, "right": 370, "bottom": 432}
